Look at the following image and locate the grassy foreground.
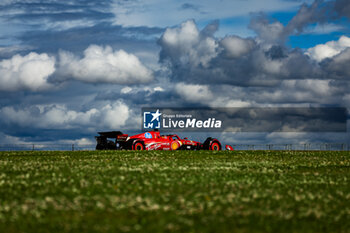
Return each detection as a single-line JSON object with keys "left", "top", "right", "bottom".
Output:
{"left": 0, "top": 150, "right": 349, "bottom": 233}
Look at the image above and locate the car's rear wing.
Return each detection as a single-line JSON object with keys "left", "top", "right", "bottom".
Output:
{"left": 97, "top": 131, "right": 123, "bottom": 138}
{"left": 96, "top": 131, "right": 128, "bottom": 142}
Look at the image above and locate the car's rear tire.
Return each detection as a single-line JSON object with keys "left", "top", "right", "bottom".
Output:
{"left": 203, "top": 137, "right": 221, "bottom": 150}
{"left": 96, "top": 144, "right": 104, "bottom": 150}
{"left": 133, "top": 141, "right": 145, "bottom": 150}
{"left": 210, "top": 142, "right": 220, "bottom": 151}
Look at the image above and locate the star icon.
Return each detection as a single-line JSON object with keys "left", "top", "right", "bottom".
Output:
{"left": 150, "top": 109, "right": 161, "bottom": 122}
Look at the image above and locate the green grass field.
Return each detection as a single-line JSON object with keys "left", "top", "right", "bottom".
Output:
{"left": 0, "top": 150, "right": 349, "bottom": 233}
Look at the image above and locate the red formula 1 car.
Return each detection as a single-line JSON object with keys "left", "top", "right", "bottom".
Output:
{"left": 95, "top": 130, "right": 226, "bottom": 151}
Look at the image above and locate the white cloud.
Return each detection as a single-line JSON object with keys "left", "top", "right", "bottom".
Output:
{"left": 59, "top": 45, "right": 153, "bottom": 84}
{"left": 0, "top": 132, "right": 29, "bottom": 144}
{"left": 212, "top": 99, "right": 252, "bottom": 108}
{"left": 266, "top": 132, "right": 310, "bottom": 144}
{"left": 281, "top": 79, "right": 334, "bottom": 96}
{"left": 261, "top": 54, "right": 284, "bottom": 75}
{"left": 153, "top": 86, "right": 164, "bottom": 92}
{"left": 245, "top": 78, "right": 343, "bottom": 105}
{"left": 220, "top": 36, "right": 255, "bottom": 58}
{"left": 175, "top": 83, "right": 253, "bottom": 107}
{"left": 58, "top": 137, "right": 95, "bottom": 146}
{"left": 100, "top": 102, "right": 129, "bottom": 129}
{"left": 41, "top": 19, "right": 98, "bottom": 31}
{"left": 250, "top": 19, "right": 285, "bottom": 43}
{"left": 0, "top": 44, "right": 154, "bottom": 92}
{"left": 0, "top": 101, "right": 130, "bottom": 130}
{"left": 0, "top": 130, "right": 96, "bottom": 145}
{"left": 325, "top": 48, "right": 350, "bottom": 77}
{"left": 0, "top": 45, "right": 31, "bottom": 56}
{"left": 303, "top": 23, "right": 344, "bottom": 35}
{"left": 175, "top": 82, "right": 213, "bottom": 103}
{"left": 121, "top": 87, "right": 132, "bottom": 94}
{"left": 342, "top": 94, "right": 350, "bottom": 108}
{"left": 306, "top": 36, "right": 350, "bottom": 62}
{"left": 159, "top": 20, "right": 218, "bottom": 67}
{"left": 0, "top": 52, "right": 55, "bottom": 91}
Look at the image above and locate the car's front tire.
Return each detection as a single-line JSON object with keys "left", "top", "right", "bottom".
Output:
{"left": 171, "top": 141, "right": 182, "bottom": 150}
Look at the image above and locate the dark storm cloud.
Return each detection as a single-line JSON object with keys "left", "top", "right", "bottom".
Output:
{"left": 323, "top": 48, "right": 350, "bottom": 78}
{"left": 284, "top": 0, "right": 327, "bottom": 35}
{"left": 334, "top": 0, "right": 350, "bottom": 18}
{"left": 0, "top": 0, "right": 163, "bottom": 62}
{"left": 248, "top": 13, "right": 286, "bottom": 44}
{"left": 155, "top": 0, "right": 350, "bottom": 146}
{"left": 158, "top": 19, "right": 325, "bottom": 87}
{"left": 0, "top": 0, "right": 113, "bottom": 21}
{"left": 17, "top": 22, "right": 163, "bottom": 54}
{"left": 7, "top": 8, "right": 113, "bottom": 22}
{"left": 158, "top": 0, "right": 350, "bottom": 88}
{"left": 0, "top": 98, "right": 135, "bottom": 141}
{"left": 94, "top": 86, "right": 205, "bottom": 108}
{"left": 248, "top": 0, "right": 327, "bottom": 44}
{"left": 249, "top": 0, "right": 350, "bottom": 44}
{"left": 95, "top": 89, "right": 174, "bottom": 106}
{"left": 180, "top": 3, "right": 200, "bottom": 12}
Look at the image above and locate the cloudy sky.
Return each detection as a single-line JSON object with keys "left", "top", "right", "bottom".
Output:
{"left": 0, "top": 0, "right": 350, "bottom": 146}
